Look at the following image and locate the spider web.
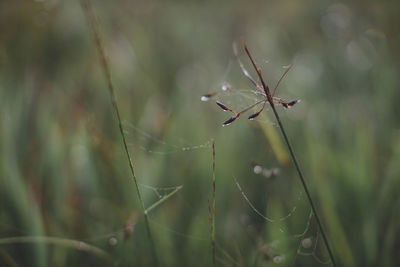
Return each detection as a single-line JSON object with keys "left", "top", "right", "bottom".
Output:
{"left": 0, "top": 117, "right": 331, "bottom": 267}
{"left": 123, "top": 122, "right": 331, "bottom": 266}
{"left": 0, "top": 61, "right": 328, "bottom": 267}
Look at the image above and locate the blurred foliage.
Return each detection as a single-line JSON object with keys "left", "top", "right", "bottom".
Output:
{"left": 1, "top": 0, "right": 400, "bottom": 266}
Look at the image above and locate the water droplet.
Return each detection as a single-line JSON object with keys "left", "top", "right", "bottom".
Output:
{"left": 271, "top": 168, "right": 280, "bottom": 176}
{"left": 201, "top": 92, "right": 217, "bottom": 102}
{"left": 201, "top": 95, "right": 210, "bottom": 101}
{"left": 221, "top": 82, "right": 231, "bottom": 91}
{"left": 253, "top": 165, "right": 262, "bottom": 174}
{"left": 109, "top": 236, "right": 118, "bottom": 246}
{"left": 263, "top": 169, "right": 272, "bottom": 178}
{"left": 301, "top": 238, "right": 313, "bottom": 248}
{"left": 273, "top": 254, "right": 285, "bottom": 263}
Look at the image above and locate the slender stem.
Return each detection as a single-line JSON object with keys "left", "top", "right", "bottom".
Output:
{"left": 81, "top": 0, "right": 158, "bottom": 265}
{"left": 208, "top": 140, "right": 217, "bottom": 265}
{"left": 211, "top": 140, "right": 216, "bottom": 265}
{"left": 237, "top": 99, "right": 266, "bottom": 115}
{"left": 270, "top": 106, "right": 336, "bottom": 267}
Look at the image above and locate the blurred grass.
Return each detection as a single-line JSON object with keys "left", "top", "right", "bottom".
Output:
{"left": 1, "top": 0, "right": 400, "bottom": 266}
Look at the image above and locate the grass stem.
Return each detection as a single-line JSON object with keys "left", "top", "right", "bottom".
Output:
{"left": 208, "top": 140, "right": 217, "bottom": 265}
{"left": 240, "top": 40, "right": 336, "bottom": 266}
{"left": 81, "top": 0, "right": 158, "bottom": 265}
{"left": 270, "top": 106, "right": 336, "bottom": 266}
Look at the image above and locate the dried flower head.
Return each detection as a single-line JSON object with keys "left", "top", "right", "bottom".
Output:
{"left": 202, "top": 40, "right": 300, "bottom": 126}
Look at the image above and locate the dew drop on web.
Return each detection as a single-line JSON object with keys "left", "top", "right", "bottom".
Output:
{"left": 109, "top": 236, "right": 118, "bottom": 246}
{"left": 301, "top": 237, "right": 313, "bottom": 248}
{"left": 221, "top": 82, "right": 231, "bottom": 91}
{"left": 201, "top": 95, "right": 210, "bottom": 102}
{"left": 253, "top": 165, "right": 262, "bottom": 174}
{"left": 273, "top": 254, "right": 285, "bottom": 263}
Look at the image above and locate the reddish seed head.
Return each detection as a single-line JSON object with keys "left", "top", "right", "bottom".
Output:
{"left": 216, "top": 101, "right": 233, "bottom": 112}
{"left": 287, "top": 99, "right": 300, "bottom": 107}
{"left": 223, "top": 113, "right": 240, "bottom": 126}
{"left": 248, "top": 111, "right": 261, "bottom": 120}
{"left": 281, "top": 99, "right": 300, "bottom": 108}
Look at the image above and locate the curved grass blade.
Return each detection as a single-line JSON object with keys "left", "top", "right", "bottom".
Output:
{"left": 0, "top": 236, "right": 113, "bottom": 262}
{"left": 145, "top": 185, "right": 183, "bottom": 215}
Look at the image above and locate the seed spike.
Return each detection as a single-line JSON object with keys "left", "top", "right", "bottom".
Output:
{"left": 248, "top": 102, "right": 266, "bottom": 120}
{"left": 286, "top": 99, "right": 300, "bottom": 108}
{"left": 222, "top": 113, "right": 240, "bottom": 126}
{"left": 248, "top": 112, "right": 261, "bottom": 120}
{"left": 216, "top": 101, "right": 233, "bottom": 112}
{"left": 241, "top": 39, "right": 274, "bottom": 106}
{"left": 278, "top": 98, "right": 300, "bottom": 109}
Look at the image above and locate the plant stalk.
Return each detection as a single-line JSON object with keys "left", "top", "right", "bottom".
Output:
{"left": 81, "top": 0, "right": 158, "bottom": 265}
{"left": 207, "top": 140, "right": 217, "bottom": 266}
{"left": 211, "top": 140, "right": 216, "bottom": 265}
{"left": 270, "top": 105, "right": 336, "bottom": 266}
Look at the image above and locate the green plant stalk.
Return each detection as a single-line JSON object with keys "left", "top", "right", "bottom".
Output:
{"left": 241, "top": 39, "right": 335, "bottom": 265}
{"left": 207, "top": 140, "right": 217, "bottom": 266}
{"left": 270, "top": 105, "right": 336, "bottom": 266}
{"left": 81, "top": 0, "right": 158, "bottom": 265}
{"left": 211, "top": 140, "right": 216, "bottom": 265}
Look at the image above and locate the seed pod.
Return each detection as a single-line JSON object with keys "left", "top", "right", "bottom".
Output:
{"left": 223, "top": 114, "right": 240, "bottom": 126}
{"left": 248, "top": 111, "right": 261, "bottom": 120}
{"left": 287, "top": 99, "right": 300, "bottom": 107}
{"left": 216, "top": 101, "right": 232, "bottom": 112}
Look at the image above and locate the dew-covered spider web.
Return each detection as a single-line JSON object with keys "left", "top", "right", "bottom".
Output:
{"left": 78, "top": 50, "right": 330, "bottom": 266}
{"left": 108, "top": 110, "right": 333, "bottom": 266}
{"left": 0, "top": 54, "right": 330, "bottom": 267}
{"left": 0, "top": 110, "right": 332, "bottom": 266}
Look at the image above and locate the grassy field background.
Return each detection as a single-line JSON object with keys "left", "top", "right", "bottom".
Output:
{"left": 1, "top": 0, "right": 400, "bottom": 266}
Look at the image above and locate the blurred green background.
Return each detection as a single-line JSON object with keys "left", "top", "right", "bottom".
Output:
{"left": 1, "top": 0, "right": 399, "bottom": 266}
